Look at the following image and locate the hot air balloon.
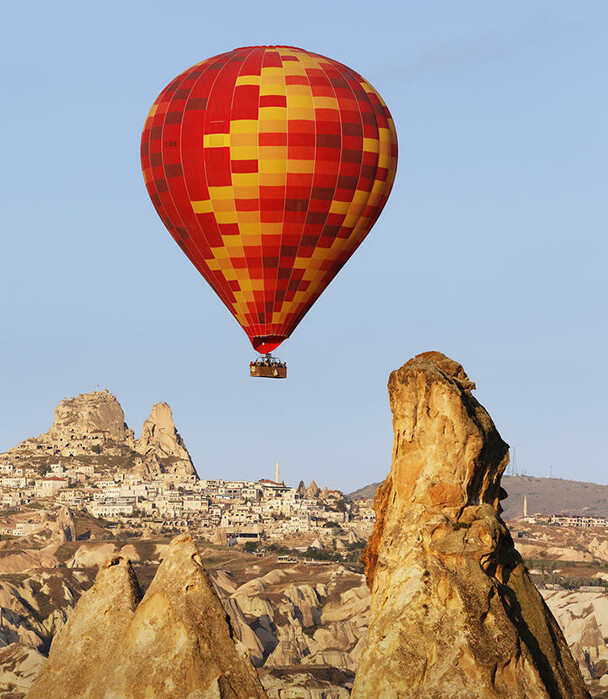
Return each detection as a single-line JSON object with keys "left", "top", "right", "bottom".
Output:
{"left": 141, "top": 46, "right": 398, "bottom": 378}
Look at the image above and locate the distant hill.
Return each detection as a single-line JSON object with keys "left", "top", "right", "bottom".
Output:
{"left": 347, "top": 475, "right": 608, "bottom": 520}
{"left": 347, "top": 482, "right": 382, "bottom": 502}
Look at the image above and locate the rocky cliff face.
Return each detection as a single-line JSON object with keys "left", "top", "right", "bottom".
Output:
{"left": 48, "top": 390, "right": 133, "bottom": 444}
{"left": 134, "top": 402, "right": 195, "bottom": 476}
{"left": 2, "top": 391, "right": 197, "bottom": 479}
{"left": 353, "top": 351, "right": 590, "bottom": 699}
{"left": 27, "top": 535, "right": 266, "bottom": 699}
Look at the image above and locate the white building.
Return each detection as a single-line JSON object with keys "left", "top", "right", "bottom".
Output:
{"left": 90, "top": 502, "right": 134, "bottom": 518}
{"left": 36, "top": 477, "right": 69, "bottom": 496}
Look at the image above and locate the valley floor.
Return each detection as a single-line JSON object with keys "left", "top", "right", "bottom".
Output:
{"left": 3, "top": 520, "right": 608, "bottom": 697}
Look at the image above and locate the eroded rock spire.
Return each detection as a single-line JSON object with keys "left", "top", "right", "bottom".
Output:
{"left": 353, "top": 351, "right": 589, "bottom": 699}
{"left": 27, "top": 556, "right": 141, "bottom": 698}
{"left": 27, "top": 535, "right": 266, "bottom": 699}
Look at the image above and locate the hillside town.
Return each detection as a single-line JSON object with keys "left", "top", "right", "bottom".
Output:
{"left": 0, "top": 391, "right": 374, "bottom": 551}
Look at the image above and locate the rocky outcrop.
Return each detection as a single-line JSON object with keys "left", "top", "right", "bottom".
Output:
{"left": 100, "top": 534, "right": 266, "bottom": 698}
{"left": 2, "top": 390, "right": 135, "bottom": 465}
{"left": 306, "top": 481, "right": 320, "bottom": 498}
{"left": 27, "top": 556, "right": 141, "bottom": 698}
{"left": 134, "top": 402, "right": 196, "bottom": 477}
{"left": 260, "top": 667, "right": 353, "bottom": 699}
{"left": 543, "top": 590, "right": 608, "bottom": 682}
{"left": 1, "top": 391, "right": 197, "bottom": 479}
{"left": 353, "top": 351, "right": 590, "bottom": 699}
{"left": 49, "top": 390, "right": 133, "bottom": 444}
{"left": 0, "top": 643, "right": 46, "bottom": 698}
{"left": 27, "top": 535, "right": 266, "bottom": 699}
{"left": 49, "top": 507, "right": 75, "bottom": 544}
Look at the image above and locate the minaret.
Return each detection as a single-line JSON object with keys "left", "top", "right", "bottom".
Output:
{"left": 523, "top": 495, "right": 528, "bottom": 518}
{"left": 275, "top": 460, "right": 280, "bottom": 484}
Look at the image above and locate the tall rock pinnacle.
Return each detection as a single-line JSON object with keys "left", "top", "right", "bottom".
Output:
{"left": 134, "top": 402, "right": 197, "bottom": 477}
{"left": 353, "top": 351, "right": 589, "bottom": 699}
{"left": 27, "top": 536, "right": 266, "bottom": 698}
{"left": 27, "top": 556, "right": 142, "bottom": 698}
{"left": 99, "top": 534, "right": 266, "bottom": 698}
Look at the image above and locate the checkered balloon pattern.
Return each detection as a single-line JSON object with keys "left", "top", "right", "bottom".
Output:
{"left": 141, "top": 45, "right": 398, "bottom": 353}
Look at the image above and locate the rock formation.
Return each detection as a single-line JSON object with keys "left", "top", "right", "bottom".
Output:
{"left": 27, "top": 556, "right": 142, "bottom": 698}
{"left": 49, "top": 506, "right": 76, "bottom": 544}
{"left": 27, "top": 535, "right": 266, "bottom": 699}
{"left": 1, "top": 390, "right": 197, "bottom": 479}
{"left": 306, "top": 481, "right": 320, "bottom": 498}
{"left": 353, "top": 351, "right": 590, "bottom": 699}
{"left": 0, "top": 643, "right": 46, "bottom": 698}
{"left": 49, "top": 390, "right": 133, "bottom": 444}
{"left": 2, "top": 390, "right": 135, "bottom": 465}
{"left": 134, "top": 401, "right": 196, "bottom": 477}
{"left": 543, "top": 589, "right": 608, "bottom": 683}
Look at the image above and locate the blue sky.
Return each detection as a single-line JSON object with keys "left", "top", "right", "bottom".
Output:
{"left": 1, "top": 2, "right": 606, "bottom": 492}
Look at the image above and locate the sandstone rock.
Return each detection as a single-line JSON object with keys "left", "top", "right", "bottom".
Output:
{"left": 0, "top": 550, "right": 45, "bottom": 574}
{"left": 232, "top": 589, "right": 275, "bottom": 620}
{"left": 260, "top": 667, "right": 353, "bottom": 699}
{"left": 0, "top": 642, "right": 46, "bottom": 698}
{"left": 212, "top": 526, "right": 229, "bottom": 547}
{"left": 1, "top": 390, "right": 135, "bottom": 466}
{"left": 134, "top": 402, "right": 196, "bottom": 477}
{"left": 265, "top": 623, "right": 312, "bottom": 667}
{"left": 223, "top": 597, "right": 267, "bottom": 667}
{"left": 66, "top": 542, "right": 118, "bottom": 569}
{"left": 543, "top": 589, "right": 608, "bottom": 681}
{"left": 95, "top": 534, "right": 266, "bottom": 698}
{"left": 302, "top": 649, "right": 353, "bottom": 670}
{"left": 312, "top": 621, "right": 360, "bottom": 653}
{"left": 211, "top": 569, "right": 239, "bottom": 595}
{"left": 49, "top": 390, "right": 133, "bottom": 444}
{"left": 588, "top": 537, "right": 608, "bottom": 562}
{"left": 321, "top": 583, "right": 369, "bottom": 624}
{"left": 353, "top": 351, "right": 590, "bottom": 699}
{"left": 306, "top": 481, "right": 320, "bottom": 498}
{"left": 283, "top": 585, "right": 321, "bottom": 627}
{"left": 27, "top": 535, "right": 266, "bottom": 698}
{"left": 0, "top": 391, "right": 198, "bottom": 482}
{"left": 49, "top": 506, "right": 75, "bottom": 544}
{"left": 259, "top": 569, "right": 288, "bottom": 586}
{"left": 27, "top": 555, "right": 141, "bottom": 699}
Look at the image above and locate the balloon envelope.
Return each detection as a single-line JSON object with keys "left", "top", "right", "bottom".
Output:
{"left": 141, "top": 46, "right": 398, "bottom": 353}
